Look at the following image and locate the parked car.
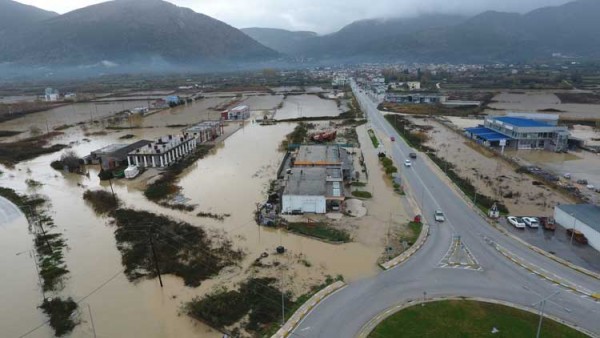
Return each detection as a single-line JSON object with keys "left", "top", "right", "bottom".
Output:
{"left": 522, "top": 217, "right": 539, "bottom": 228}
{"left": 507, "top": 216, "right": 526, "bottom": 229}
{"left": 563, "top": 173, "right": 571, "bottom": 179}
{"left": 576, "top": 179, "right": 588, "bottom": 185}
{"left": 434, "top": 210, "right": 445, "bottom": 222}
{"left": 539, "top": 217, "right": 556, "bottom": 231}
{"left": 587, "top": 184, "right": 595, "bottom": 190}
{"left": 566, "top": 228, "right": 588, "bottom": 245}
{"left": 390, "top": 136, "right": 395, "bottom": 142}
{"left": 404, "top": 159, "right": 412, "bottom": 167}
{"left": 409, "top": 153, "right": 417, "bottom": 159}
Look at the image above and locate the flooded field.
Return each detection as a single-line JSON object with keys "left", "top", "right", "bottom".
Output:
{"left": 274, "top": 95, "right": 343, "bottom": 119}
{"left": 488, "top": 91, "right": 600, "bottom": 119}
{"left": 0, "top": 95, "right": 386, "bottom": 337}
{"left": 420, "top": 119, "right": 575, "bottom": 216}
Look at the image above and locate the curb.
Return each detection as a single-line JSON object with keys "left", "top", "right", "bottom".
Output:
{"left": 379, "top": 222, "right": 429, "bottom": 270}
{"left": 271, "top": 281, "right": 346, "bottom": 338}
{"left": 357, "top": 296, "right": 599, "bottom": 338}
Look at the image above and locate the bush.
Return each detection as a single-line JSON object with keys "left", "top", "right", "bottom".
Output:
{"left": 352, "top": 190, "right": 372, "bottom": 199}
{"left": 39, "top": 297, "right": 78, "bottom": 337}
{"left": 187, "top": 289, "right": 248, "bottom": 328}
{"left": 83, "top": 190, "right": 119, "bottom": 214}
{"left": 50, "top": 161, "right": 64, "bottom": 170}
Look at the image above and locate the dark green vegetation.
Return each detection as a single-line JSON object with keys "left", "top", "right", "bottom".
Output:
{"left": 144, "top": 145, "right": 214, "bottom": 202}
{"left": 368, "top": 129, "right": 379, "bottom": 147}
{"left": 112, "top": 209, "right": 243, "bottom": 286}
{"left": 0, "top": 130, "right": 22, "bottom": 137}
{"left": 280, "top": 122, "right": 311, "bottom": 150}
{"left": 286, "top": 221, "right": 351, "bottom": 243}
{"left": 0, "top": 131, "right": 67, "bottom": 166}
{"left": 83, "top": 190, "right": 119, "bottom": 215}
{"left": 188, "top": 277, "right": 292, "bottom": 334}
{"left": 39, "top": 298, "right": 78, "bottom": 337}
{"left": 196, "top": 211, "right": 231, "bottom": 221}
{"left": 352, "top": 190, "right": 373, "bottom": 199}
{"left": 379, "top": 102, "right": 484, "bottom": 117}
{"left": 50, "top": 150, "right": 83, "bottom": 173}
{"left": 386, "top": 115, "right": 508, "bottom": 214}
{"left": 0, "top": 187, "right": 78, "bottom": 336}
{"left": 556, "top": 92, "right": 600, "bottom": 104}
{"left": 400, "top": 221, "right": 423, "bottom": 246}
{"left": 379, "top": 156, "right": 398, "bottom": 176}
{"left": 351, "top": 182, "right": 367, "bottom": 187}
{"left": 369, "top": 300, "right": 587, "bottom": 338}
{"left": 118, "top": 134, "right": 136, "bottom": 140}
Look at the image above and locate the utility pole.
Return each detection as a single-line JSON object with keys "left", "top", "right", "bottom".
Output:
{"left": 108, "top": 177, "right": 117, "bottom": 205}
{"left": 148, "top": 230, "right": 163, "bottom": 288}
{"left": 88, "top": 304, "right": 97, "bottom": 338}
{"left": 570, "top": 213, "right": 577, "bottom": 246}
{"left": 280, "top": 265, "right": 285, "bottom": 327}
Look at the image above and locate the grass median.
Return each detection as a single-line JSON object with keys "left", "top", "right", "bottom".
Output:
{"left": 369, "top": 300, "right": 587, "bottom": 338}
{"left": 286, "top": 222, "right": 351, "bottom": 243}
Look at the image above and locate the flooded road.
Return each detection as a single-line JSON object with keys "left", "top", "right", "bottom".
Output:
{"left": 0, "top": 96, "right": 381, "bottom": 337}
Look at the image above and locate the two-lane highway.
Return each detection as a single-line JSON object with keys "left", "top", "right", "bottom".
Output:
{"left": 291, "top": 82, "right": 600, "bottom": 337}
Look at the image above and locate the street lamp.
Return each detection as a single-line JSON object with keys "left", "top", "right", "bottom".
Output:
{"left": 569, "top": 213, "right": 577, "bottom": 246}
{"left": 533, "top": 291, "right": 560, "bottom": 338}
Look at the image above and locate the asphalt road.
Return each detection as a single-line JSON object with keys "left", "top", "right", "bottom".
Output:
{"left": 292, "top": 82, "right": 600, "bottom": 337}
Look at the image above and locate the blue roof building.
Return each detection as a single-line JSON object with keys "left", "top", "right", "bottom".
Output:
{"left": 465, "top": 115, "right": 570, "bottom": 152}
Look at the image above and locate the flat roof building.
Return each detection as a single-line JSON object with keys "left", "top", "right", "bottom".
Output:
{"left": 127, "top": 134, "right": 198, "bottom": 168}
{"left": 293, "top": 145, "right": 354, "bottom": 180}
{"left": 554, "top": 204, "right": 600, "bottom": 252}
{"left": 281, "top": 167, "right": 345, "bottom": 214}
{"left": 90, "top": 140, "right": 152, "bottom": 170}
{"left": 385, "top": 93, "right": 447, "bottom": 104}
{"left": 465, "top": 115, "right": 570, "bottom": 151}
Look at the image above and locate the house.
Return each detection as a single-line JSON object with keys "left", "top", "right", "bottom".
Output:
{"left": 226, "top": 105, "right": 250, "bottom": 120}
{"left": 64, "top": 93, "right": 77, "bottom": 101}
{"left": 554, "top": 204, "right": 600, "bottom": 252}
{"left": 127, "top": 134, "right": 198, "bottom": 168}
{"left": 185, "top": 120, "right": 224, "bottom": 143}
{"left": 292, "top": 145, "right": 354, "bottom": 180}
{"left": 44, "top": 87, "right": 60, "bottom": 102}
{"left": 90, "top": 140, "right": 152, "bottom": 170}
{"left": 465, "top": 116, "right": 570, "bottom": 151}
{"left": 165, "top": 95, "right": 182, "bottom": 106}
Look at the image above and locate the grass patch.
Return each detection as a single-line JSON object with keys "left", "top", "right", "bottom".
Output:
{"left": 53, "top": 124, "right": 74, "bottom": 131}
{"left": 369, "top": 300, "right": 587, "bottom": 338}
{"left": 0, "top": 130, "right": 23, "bottom": 137}
{"left": 0, "top": 131, "right": 67, "bottom": 166}
{"left": 197, "top": 211, "right": 231, "bottom": 221}
{"left": 400, "top": 221, "right": 422, "bottom": 246}
{"left": 368, "top": 129, "right": 379, "bottom": 148}
{"left": 118, "top": 134, "right": 136, "bottom": 140}
{"left": 83, "top": 190, "right": 120, "bottom": 215}
{"left": 112, "top": 209, "right": 244, "bottom": 287}
{"left": 39, "top": 297, "right": 78, "bottom": 337}
{"left": 352, "top": 190, "right": 373, "bottom": 199}
{"left": 144, "top": 145, "right": 214, "bottom": 202}
{"left": 351, "top": 182, "right": 367, "bottom": 187}
{"left": 280, "top": 122, "right": 311, "bottom": 150}
{"left": 286, "top": 222, "right": 351, "bottom": 243}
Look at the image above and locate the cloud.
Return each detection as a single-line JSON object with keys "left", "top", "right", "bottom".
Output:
{"left": 17, "top": 0, "right": 574, "bottom": 34}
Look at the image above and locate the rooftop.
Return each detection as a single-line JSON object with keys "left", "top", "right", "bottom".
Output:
{"left": 465, "top": 127, "right": 512, "bottom": 142}
{"left": 493, "top": 116, "right": 552, "bottom": 128}
{"left": 92, "top": 140, "right": 152, "bottom": 159}
{"left": 556, "top": 204, "right": 600, "bottom": 232}
{"left": 283, "top": 167, "right": 343, "bottom": 198}
{"left": 294, "top": 145, "right": 344, "bottom": 166}
{"left": 129, "top": 134, "right": 194, "bottom": 155}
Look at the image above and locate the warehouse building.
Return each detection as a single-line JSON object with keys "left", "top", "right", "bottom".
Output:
{"left": 554, "top": 204, "right": 600, "bottom": 252}
{"left": 465, "top": 116, "right": 570, "bottom": 151}
{"left": 292, "top": 145, "right": 354, "bottom": 180}
{"left": 185, "top": 120, "right": 224, "bottom": 143}
{"left": 89, "top": 140, "right": 152, "bottom": 170}
{"left": 281, "top": 167, "right": 345, "bottom": 214}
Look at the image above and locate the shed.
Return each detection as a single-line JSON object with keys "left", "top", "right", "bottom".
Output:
{"left": 554, "top": 204, "right": 600, "bottom": 252}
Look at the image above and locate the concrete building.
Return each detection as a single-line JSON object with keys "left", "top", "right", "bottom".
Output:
{"left": 465, "top": 116, "right": 570, "bottom": 151}
{"left": 281, "top": 167, "right": 345, "bottom": 214}
{"left": 44, "top": 87, "right": 60, "bottom": 102}
{"left": 89, "top": 140, "right": 152, "bottom": 170}
{"left": 185, "top": 120, "right": 224, "bottom": 143}
{"left": 226, "top": 105, "right": 250, "bottom": 120}
{"left": 127, "top": 134, "right": 198, "bottom": 168}
{"left": 385, "top": 93, "right": 447, "bottom": 104}
{"left": 554, "top": 204, "right": 600, "bottom": 252}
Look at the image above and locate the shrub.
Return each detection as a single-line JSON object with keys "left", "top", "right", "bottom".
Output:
{"left": 39, "top": 297, "right": 78, "bottom": 337}
{"left": 352, "top": 190, "right": 372, "bottom": 198}
{"left": 83, "top": 190, "right": 119, "bottom": 214}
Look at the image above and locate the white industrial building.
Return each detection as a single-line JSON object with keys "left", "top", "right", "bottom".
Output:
{"left": 554, "top": 204, "right": 600, "bottom": 252}
{"left": 281, "top": 167, "right": 344, "bottom": 214}
{"left": 127, "top": 134, "right": 198, "bottom": 168}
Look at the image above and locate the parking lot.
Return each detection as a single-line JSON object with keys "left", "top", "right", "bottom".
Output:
{"left": 499, "top": 217, "right": 600, "bottom": 272}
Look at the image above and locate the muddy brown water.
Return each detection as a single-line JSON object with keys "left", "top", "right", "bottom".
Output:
{"left": 488, "top": 91, "right": 600, "bottom": 119}
{"left": 0, "top": 96, "right": 382, "bottom": 337}
{"left": 274, "top": 95, "right": 343, "bottom": 119}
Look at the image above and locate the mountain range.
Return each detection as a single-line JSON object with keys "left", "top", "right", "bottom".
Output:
{"left": 0, "top": 0, "right": 599, "bottom": 76}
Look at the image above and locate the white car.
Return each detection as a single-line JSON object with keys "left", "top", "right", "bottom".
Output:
{"left": 522, "top": 217, "right": 539, "bottom": 228}
{"left": 507, "top": 216, "right": 526, "bottom": 229}
{"left": 434, "top": 210, "right": 445, "bottom": 222}
{"left": 404, "top": 160, "right": 412, "bottom": 167}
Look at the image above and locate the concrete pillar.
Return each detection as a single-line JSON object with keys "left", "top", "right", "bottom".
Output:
{"left": 152, "top": 156, "right": 156, "bottom": 168}
{"left": 127, "top": 156, "right": 131, "bottom": 166}
{"left": 144, "top": 156, "right": 148, "bottom": 168}
{"left": 160, "top": 155, "right": 164, "bottom": 167}
{"left": 135, "top": 156, "right": 140, "bottom": 166}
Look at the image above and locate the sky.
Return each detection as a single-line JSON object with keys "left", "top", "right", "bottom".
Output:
{"left": 17, "top": 0, "right": 573, "bottom": 34}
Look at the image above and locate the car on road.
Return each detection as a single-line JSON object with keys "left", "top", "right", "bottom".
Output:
{"left": 390, "top": 136, "right": 395, "bottom": 142}
{"left": 409, "top": 153, "right": 417, "bottom": 159}
{"left": 404, "top": 159, "right": 412, "bottom": 167}
{"left": 434, "top": 210, "right": 445, "bottom": 222}
{"left": 507, "top": 216, "right": 526, "bottom": 229}
{"left": 522, "top": 217, "right": 539, "bottom": 228}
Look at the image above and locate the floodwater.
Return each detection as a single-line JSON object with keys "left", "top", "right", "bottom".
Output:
{"left": 488, "top": 91, "right": 600, "bottom": 119}
{"left": 274, "top": 95, "right": 342, "bottom": 119}
{"left": 0, "top": 99, "right": 381, "bottom": 337}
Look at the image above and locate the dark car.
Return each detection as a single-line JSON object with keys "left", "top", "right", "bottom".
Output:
{"left": 409, "top": 153, "right": 417, "bottom": 159}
